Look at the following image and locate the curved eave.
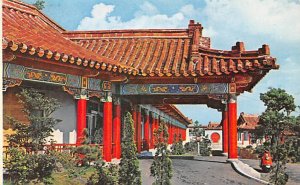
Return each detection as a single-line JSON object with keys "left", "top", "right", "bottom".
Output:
{"left": 2, "top": 38, "right": 138, "bottom": 75}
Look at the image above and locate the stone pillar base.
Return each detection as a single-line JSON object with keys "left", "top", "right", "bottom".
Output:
{"left": 222, "top": 152, "right": 228, "bottom": 157}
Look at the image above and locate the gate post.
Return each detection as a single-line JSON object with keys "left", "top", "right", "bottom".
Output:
{"left": 113, "top": 97, "right": 121, "bottom": 159}
{"left": 136, "top": 106, "right": 142, "bottom": 153}
{"left": 103, "top": 95, "right": 113, "bottom": 162}
{"left": 228, "top": 94, "right": 238, "bottom": 159}
{"left": 76, "top": 98, "right": 87, "bottom": 145}
{"left": 144, "top": 110, "right": 150, "bottom": 150}
{"left": 222, "top": 107, "right": 229, "bottom": 155}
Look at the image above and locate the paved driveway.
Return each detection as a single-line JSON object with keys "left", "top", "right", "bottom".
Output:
{"left": 241, "top": 159, "right": 300, "bottom": 185}
{"left": 140, "top": 156, "right": 263, "bottom": 185}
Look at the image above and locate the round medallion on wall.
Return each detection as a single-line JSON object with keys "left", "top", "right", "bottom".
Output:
{"left": 211, "top": 132, "right": 220, "bottom": 143}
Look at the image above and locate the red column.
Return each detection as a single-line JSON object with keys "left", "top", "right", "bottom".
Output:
{"left": 144, "top": 111, "right": 150, "bottom": 150}
{"left": 170, "top": 125, "right": 173, "bottom": 143}
{"left": 136, "top": 107, "right": 142, "bottom": 153}
{"left": 242, "top": 132, "right": 244, "bottom": 145}
{"left": 153, "top": 114, "right": 158, "bottom": 147}
{"left": 103, "top": 101, "right": 113, "bottom": 162}
{"left": 150, "top": 113, "right": 154, "bottom": 149}
{"left": 132, "top": 107, "right": 137, "bottom": 148}
{"left": 222, "top": 110, "right": 229, "bottom": 154}
{"left": 113, "top": 101, "right": 121, "bottom": 159}
{"left": 76, "top": 99, "right": 87, "bottom": 145}
{"left": 177, "top": 127, "right": 179, "bottom": 141}
{"left": 228, "top": 96, "right": 238, "bottom": 159}
{"left": 168, "top": 123, "right": 172, "bottom": 144}
{"left": 249, "top": 133, "right": 251, "bottom": 145}
{"left": 180, "top": 128, "right": 183, "bottom": 140}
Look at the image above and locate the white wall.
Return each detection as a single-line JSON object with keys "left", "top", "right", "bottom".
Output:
{"left": 204, "top": 130, "right": 222, "bottom": 151}
{"left": 46, "top": 90, "right": 77, "bottom": 144}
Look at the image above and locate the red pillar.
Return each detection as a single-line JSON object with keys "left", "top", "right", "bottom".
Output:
{"left": 228, "top": 96, "right": 238, "bottom": 159}
{"left": 113, "top": 101, "right": 121, "bottom": 159}
{"left": 222, "top": 110, "right": 229, "bottom": 154}
{"left": 181, "top": 128, "right": 183, "bottom": 140}
{"left": 103, "top": 101, "right": 113, "bottom": 162}
{"left": 168, "top": 123, "right": 172, "bottom": 144}
{"left": 132, "top": 108, "right": 137, "bottom": 144}
{"left": 144, "top": 111, "right": 150, "bottom": 150}
{"left": 242, "top": 132, "right": 244, "bottom": 145}
{"left": 153, "top": 114, "right": 158, "bottom": 147}
{"left": 176, "top": 127, "right": 178, "bottom": 141}
{"left": 150, "top": 113, "right": 154, "bottom": 149}
{"left": 76, "top": 99, "right": 87, "bottom": 145}
{"left": 249, "top": 133, "right": 251, "bottom": 145}
{"left": 136, "top": 107, "right": 142, "bottom": 153}
{"left": 170, "top": 125, "right": 173, "bottom": 143}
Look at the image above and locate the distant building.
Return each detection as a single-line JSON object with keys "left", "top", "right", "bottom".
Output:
{"left": 203, "top": 113, "right": 261, "bottom": 151}
{"left": 237, "top": 112, "right": 260, "bottom": 147}
{"left": 204, "top": 122, "right": 222, "bottom": 150}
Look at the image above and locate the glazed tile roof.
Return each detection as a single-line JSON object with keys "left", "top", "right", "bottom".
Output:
{"left": 2, "top": 0, "right": 135, "bottom": 73}
{"left": 64, "top": 21, "right": 278, "bottom": 77}
{"left": 237, "top": 112, "right": 259, "bottom": 130}
{"left": 3, "top": 0, "right": 278, "bottom": 79}
{"left": 205, "top": 122, "right": 222, "bottom": 130}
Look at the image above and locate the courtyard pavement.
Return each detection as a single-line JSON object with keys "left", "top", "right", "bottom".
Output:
{"left": 241, "top": 159, "right": 300, "bottom": 185}
{"left": 140, "top": 156, "right": 264, "bottom": 185}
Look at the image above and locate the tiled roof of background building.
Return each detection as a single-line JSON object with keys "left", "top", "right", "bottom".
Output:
{"left": 238, "top": 112, "right": 259, "bottom": 130}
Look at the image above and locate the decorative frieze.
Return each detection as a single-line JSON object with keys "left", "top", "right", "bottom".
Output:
{"left": 121, "top": 83, "right": 228, "bottom": 95}
{"left": 3, "top": 63, "right": 111, "bottom": 93}
{"left": 24, "top": 68, "right": 67, "bottom": 85}
{"left": 3, "top": 78, "right": 22, "bottom": 91}
{"left": 63, "top": 86, "right": 106, "bottom": 100}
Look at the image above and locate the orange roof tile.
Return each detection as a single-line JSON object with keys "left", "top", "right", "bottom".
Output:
{"left": 3, "top": 0, "right": 278, "bottom": 79}
{"left": 2, "top": 0, "right": 135, "bottom": 74}
{"left": 205, "top": 122, "right": 222, "bottom": 130}
{"left": 64, "top": 21, "right": 278, "bottom": 77}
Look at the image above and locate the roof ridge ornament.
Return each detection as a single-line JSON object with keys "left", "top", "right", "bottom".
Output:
{"left": 188, "top": 20, "right": 203, "bottom": 69}
{"left": 258, "top": 44, "right": 270, "bottom": 55}
{"left": 231, "top": 42, "right": 245, "bottom": 53}
{"left": 188, "top": 20, "right": 203, "bottom": 37}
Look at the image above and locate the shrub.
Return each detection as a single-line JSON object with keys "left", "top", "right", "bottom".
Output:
{"left": 87, "top": 162, "right": 119, "bottom": 185}
{"left": 184, "top": 141, "right": 198, "bottom": 153}
{"left": 171, "top": 134, "right": 185, "bottom": 155}
{"left": 150, "top": 121, "right": 172, "bottom": 185}
{"left": 4, "top": 148, "right": 56, "bottom": 184}
{"left": 199, "top": 136, "right": 212, "bottom": 156}
{"left": 73, "top": 145, "right": 101, "bottom": 166}
{"left": 118, "top": 112, "right": 141, "bottom": 185}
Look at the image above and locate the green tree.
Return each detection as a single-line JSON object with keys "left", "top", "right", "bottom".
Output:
{"left": 5, "top": 88, "right": 61, "bottom": 184}
{"left": 257, "top": 88, "right": 296, "bottom": 185}
{"left": 192, "top": 120, "right": 204, "bottom": 137}
{"left": 150, "top": 121, "right": 172, "bottom": 185}
{"left": 118, "top": 112, "right": 141, "bottom": 185}
{"left": 33, "top": 0, "right": 45, "bottom": 10}
{"left": 6, "top": 88, "right": 61, "bottom": 151}
{"left": 199, "top": 135, "right": 212, "bottom": 156}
